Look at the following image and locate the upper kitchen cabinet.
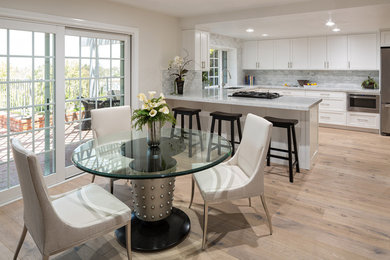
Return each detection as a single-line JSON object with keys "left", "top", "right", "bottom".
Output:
{"left": 309, "top": 37, "right": 327, "bottom": 70}
{"left": 242, "top": 41, "right": 258, "bottom": 70}
{"left": 274, "top": 39, "right": 291, "bottom": 69}
{"left": 291, "top": 38, "right": 308, "bottom": 69}
{"left": 348, "top": 34, "right": 377, "bottom": 70}
{"left": 327, "top": 35, "right": 349, "bottom": 70}
{"left": 182, "top": 30, "right": 210, "bottom": 71}
{"left": 258, "top": 40, "right": 274, "bottom": 69}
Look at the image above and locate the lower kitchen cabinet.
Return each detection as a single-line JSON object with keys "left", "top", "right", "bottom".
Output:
{"left": 347, "top": 112, "right": 380, "bottom": 129}
{"left": 319, "top": 111, "right": 347, "bottom": 125}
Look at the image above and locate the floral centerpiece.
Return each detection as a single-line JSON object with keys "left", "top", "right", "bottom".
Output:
{"left": 168, "top": 54, "right": 192, "bottom": 95}
{"left": 132, "top": 91, "right": 175, "bottom": 146}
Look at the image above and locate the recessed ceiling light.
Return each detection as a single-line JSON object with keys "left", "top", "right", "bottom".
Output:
{"left": 262, "top": 34, "right": 269, "bottom": 37}
{"left": 326, "top": 19, "right": 335, "bottom": 27}
{"left": 332, "top": 27, "right": 341, "bottom": 32}
{"left": 246, "top": 28, "right": 254, "bottom": 33}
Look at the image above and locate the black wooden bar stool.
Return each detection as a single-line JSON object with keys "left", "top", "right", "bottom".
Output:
{"left": 171, "top": 107, "right": 203, "bottom": 157}
{"left": 264, "top": 116, "right": 300, "bottom": 183}
{"left": 207, "top": 111, "right": 242, "bottom": 160}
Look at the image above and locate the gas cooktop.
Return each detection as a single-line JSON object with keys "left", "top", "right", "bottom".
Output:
{"left": 231, "top": 91, "right": 281, "bottom": 99}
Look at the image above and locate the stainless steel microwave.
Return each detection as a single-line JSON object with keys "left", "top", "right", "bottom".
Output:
{"left": 347, "top": 93, "right": 380, "bottom": 113}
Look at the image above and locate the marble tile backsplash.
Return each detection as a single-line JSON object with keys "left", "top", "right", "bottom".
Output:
{"left": 162, "top": 70, "right": 202, "bottom": 95}
{"left": 244, "top": 70, "right": 379, "bottom": 89}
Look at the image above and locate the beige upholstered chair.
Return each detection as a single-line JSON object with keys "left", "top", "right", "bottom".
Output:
{"left": 11, "top": 138, "right": 132, "bottom": 260}
{"left": 189, "top": 113, "right": 273, "bottom": 249}
{"left": 91, "top": 105, "right": 131, "bottom": 193}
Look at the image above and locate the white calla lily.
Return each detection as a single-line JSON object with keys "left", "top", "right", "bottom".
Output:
{"left": 149, "top": 109, "right": 157, "bottom": 117}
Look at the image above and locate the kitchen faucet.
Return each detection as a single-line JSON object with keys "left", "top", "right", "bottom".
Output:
{"left": 221, "top": 68, "right": 232, "bottom": 87}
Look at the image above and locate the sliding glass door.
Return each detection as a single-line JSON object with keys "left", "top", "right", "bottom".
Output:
{"left": 0, "top": 25, "right": 56, "bottom": 191}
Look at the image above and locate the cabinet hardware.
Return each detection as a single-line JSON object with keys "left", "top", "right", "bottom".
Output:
{"left": 348, "top": 61, "right": 351, "bottom": 69}
{"left": 357, "top": 119, "right": 368, "bottom": 122}
{"left": 321, "top": 103, "right": 330, "bottom": 106}
{"left": 321, "top": 116, "right": 331, "bottom": 119}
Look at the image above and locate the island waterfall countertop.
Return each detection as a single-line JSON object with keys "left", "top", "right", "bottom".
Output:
{"left": 165, "top": 88, "right": 322, "bottom": 111}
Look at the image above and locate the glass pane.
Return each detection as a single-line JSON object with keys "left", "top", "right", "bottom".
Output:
{"left": 81, "top": 79, "right": 93, "bottom": 98}
{"left": 65, "top": 35, "right": 79, "bottom": 57}
{"left": 65, "top": 80, "right": 80, "bottom": 100}
{"left": 0, "top": 162, "right": 7, "bottom": 191}
{"left": 97, "top": 39, "right": 110, "bottom": 58}
{"left": 0, "top": 57, "right": 6, "bottom": 82}
{"left": 112, "top": 60, "right": 120, "bottom": 77}
{"left": 34, "top": 128, "right": 54, "bottom": 153}
{"left": 9, "top": 30, "right": 32, "bottom": 56}
{"left": 112, "top": 40, "right": 123, "bottom": 59}
{"left": 81, "top": 58, "right": 95, "bottom": 78}
{"left": 35, "top": 81, "right": 54, "bottom": 105}
{"left": 81, "top": 37, "right": 96, "bottom": 58}
{"left": 0, "top": 135, "right": 6, "bottom": 162}
{"left": 98, "top": 59, "right": 110, "bottom": 77}
{"left": 0, "top": 29, "right": 6, "bottom": 55}
{"left": 111, "top": 78, "right": 121, "bottom": 92}
{"left": 0, "top": 83, "right": 6, "bottom": 109}
{"left": 9, "top": 57, "right": 32, "bottom": 81}
{"left": 65, "top": 58, "right": 80, "bottom": 79}
{"left": 9, "top": 82, "right": 32, "bottom": 108}
{"left": 34, "top": 105, "right": 54, "bottom": 128}
{"left": 98, "top": 78, "right": 109, "bottom": 97}
{"left": 34, "top": 58, "right": 54, "bottom": 80}
{"left": 65, "top": 101, "right": 81, "bottom": 122}
{"left": 9, "top": 107, "right": 32, "bottom": 133}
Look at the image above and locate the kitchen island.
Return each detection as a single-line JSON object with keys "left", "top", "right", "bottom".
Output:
{"left": 166, "top": 88, "right": 322, "bottom": 170}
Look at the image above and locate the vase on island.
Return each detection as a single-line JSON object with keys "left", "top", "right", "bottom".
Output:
{"left": 147, "top": 121, "right": 161, "bottom": 147}
{"left": 176, "top": 79, "right": 184, "bottom": 95}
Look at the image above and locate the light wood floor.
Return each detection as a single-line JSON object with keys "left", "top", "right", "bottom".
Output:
{"left": 1, "top": 127, "right": 390, "bottom": 260}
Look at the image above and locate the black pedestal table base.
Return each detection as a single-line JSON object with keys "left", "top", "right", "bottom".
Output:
{"left": 115, "top": 207, "right": 190, "bottom": 251}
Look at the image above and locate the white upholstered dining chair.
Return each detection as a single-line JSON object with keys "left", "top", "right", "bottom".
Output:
{"left": 189, "top": 113, "right": 273, "bottom": 249}
{"left": 11, "top": 138, "right": 132, "bottom": 260}
{"left": 91, "top": 105, "right": 131, "bottom": 193}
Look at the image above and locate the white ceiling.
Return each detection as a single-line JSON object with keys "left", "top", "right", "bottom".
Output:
{"left": 109, "top": 0, "right": 310, "bottom": 17}
{"left": 200, "top": 4, "right": 390, "bottom": 40}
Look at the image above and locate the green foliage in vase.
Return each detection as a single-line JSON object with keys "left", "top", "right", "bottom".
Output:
{"left": 131, "top": 91, "right": 175, "bottom": 130}
{"left": 361, "top": 76, "right": 378, "bottom": 89}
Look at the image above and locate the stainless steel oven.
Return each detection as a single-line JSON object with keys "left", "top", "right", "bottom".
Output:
{"left": 347, "top": 93, "right": 380, "bottom": 113}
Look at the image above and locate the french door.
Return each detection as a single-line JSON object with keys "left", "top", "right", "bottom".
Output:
{"left": 0, "top": 18, "right": 131, "bottom": 203}
{"left": 64, "top": 29, "right": 129, "bottom": 178}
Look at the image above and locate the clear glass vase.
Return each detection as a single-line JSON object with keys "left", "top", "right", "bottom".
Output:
{"left": 147, "top": 121, "right": 161, "bottom": 147}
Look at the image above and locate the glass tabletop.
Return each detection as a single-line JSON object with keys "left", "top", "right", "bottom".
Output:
{"left": 72, "top": 128, "right": 232, "bottom": 179}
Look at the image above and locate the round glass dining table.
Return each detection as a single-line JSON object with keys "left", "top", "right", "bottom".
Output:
{"left": 72, "top": 127, "right": 231, "bottom": 251}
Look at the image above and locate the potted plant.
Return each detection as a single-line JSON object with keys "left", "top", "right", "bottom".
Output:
{"left": 361, "top": 76, "right": 378, "bottom": 89}
{"left": 168, "top": 54, "right": 192, "bottom": 95}
{"left": 132, "top": 91, "right": 175, "bottom": 147}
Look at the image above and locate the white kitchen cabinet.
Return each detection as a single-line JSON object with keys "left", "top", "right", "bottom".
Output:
{"left": 274, "top": 39, "right": 291, "bottom": 69}
{"left": 327, "top": 35, "right": 349, "bottom": 70}
{"left": 308, "top": 37, "right": 327, "bottom": 70}
{"left": 182, "top": 30, "right": 209, "bottom": 71}
{"left": 258, "top": 40, "right": 274, "bottom": 69}
{"left": 319, "top": 111, "right": 347, "bottom": 125}
{"left": 347, "top": 112, "right": 379, "bottom": 129}
{"left": 291, "top": 38, "right": 308, "bottom": 69}
{"left": 348, "top": 34, "right": 377, "bottom": 70}
{"left": 242, "top": 41, "right": 258, "bottom": 70}
{"left": 381, "top": 31, "right": 390, "bottom": 47}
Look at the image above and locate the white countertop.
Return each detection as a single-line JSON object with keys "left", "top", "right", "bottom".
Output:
{"left": 224, "top": 84, "right": 380, "bottom": 95}
{"left": 166, "top": 89, "right": 322, "bottom": 111}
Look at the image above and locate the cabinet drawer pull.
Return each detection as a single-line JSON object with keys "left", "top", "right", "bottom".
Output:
{"left": 320, "top": 116, "right": 331, "bottom": 119}
{"left": 320, "top": 93, "right": 330, "bottom": 97}
{"left": 321, "top": 103, "right": 330, "bottom": 106}
{"left": 357, "top": 118, "right": 368, "bottom": 122}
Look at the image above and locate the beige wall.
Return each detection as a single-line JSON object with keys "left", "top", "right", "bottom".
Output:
{"left": 0, "top": 0, "right": 180, "bottom": 94}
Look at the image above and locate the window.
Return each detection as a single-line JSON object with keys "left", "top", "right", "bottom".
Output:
{"left": 208, "top": 49, "right": 228, "bottom": 87}
{"left": 64, "top": 30, "right": 126, "bottom": 170}
{"left": 0, "top": 27, "right": 56, "bottom": 191}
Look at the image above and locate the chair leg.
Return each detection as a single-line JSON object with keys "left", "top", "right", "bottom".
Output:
{"left": 248, "top": 197, "right": 252, "bottom": 207}
{"left": 267, "top": 140, "right": 271, "bottom": 166}
{"left": 189, "top": 114, "right": 193, "bottom": 158}
{"left": 260, "top": 194, "right": 273, "bottom": 235}
{"left": 110, "top": 179, "right": 114, "bottom": 194}
{"left": 189, "top": 177, "right": 195, "bottom": 209}
{"left": 196, "top": 113, "right": 204, "bottom": 151}
{"left": 202, "top": 202, "right": 209, "bottom": 250}
{"left": 287, "top": 126, "right": 293, "bottom": 183}
{"left": 217, "top": 119, "right": 222, "bottom": 155}
{"left": 126, "top": 222, "right": 132, "bottom": 260}
{"left": 237, "top": 118, "right": 242, "bottom": 142}
{"left": 42, "top": 255, "right": 49, "bottom": 260}
{"left": 291, "top": 125, "right": 300, "bottom": 173}
{"left": 91, "top": 174, "right": 96, "bottom": 183}
{"left": 207, "top": 118, "right": 216, "bottom": 162}
{"left": 230, "top": 120, "right": 235, "bottom": 156}
{"left": 13, "top": 224, "right": 27, "bottom": 260}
